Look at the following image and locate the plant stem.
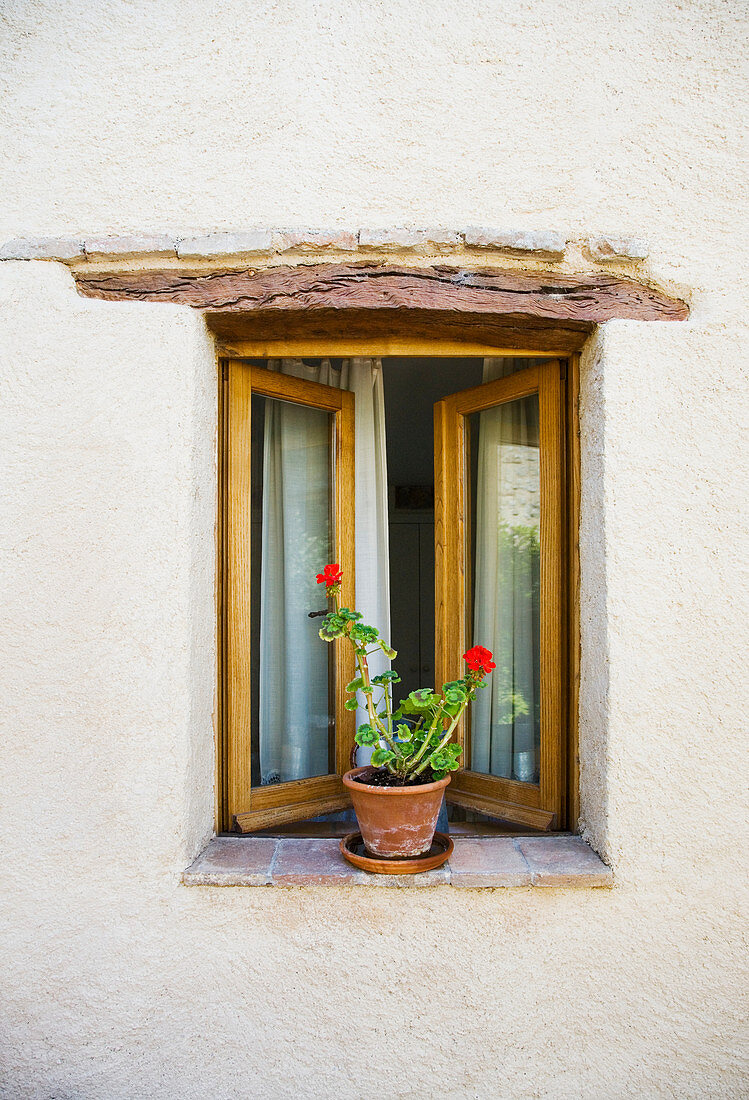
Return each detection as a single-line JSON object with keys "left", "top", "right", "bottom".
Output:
{"left": 410, "top": 673, "right": 480, "bottom": 777}
{"left": 355, "top": 649, "right": 399, "bottom": 753}
{"left": 406, "top": 706, "right": 445, "bottom": 773}
{"left": 383, "top": 683, "right": 392, "bottom": 733}
{"left": 412, "top": 710, "right": 464, "bottom": 776}
{"left": 333, "top": 588, "right": 399, "bottom": 768}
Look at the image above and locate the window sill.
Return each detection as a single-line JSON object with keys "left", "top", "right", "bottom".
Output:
{"left": 182, "top": 835, "right": 612, "bottom": 888}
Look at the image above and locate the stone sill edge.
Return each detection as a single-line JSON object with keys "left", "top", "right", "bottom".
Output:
{"left": 182, "top": 834, "right": 613, "bottom": 889}
{"left": 0, "top": 230, "right": 648, "bottom": 265}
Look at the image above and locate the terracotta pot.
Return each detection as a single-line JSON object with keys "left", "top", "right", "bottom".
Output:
{"left": 342, "top": 766, "right": 451, "bottom": 858}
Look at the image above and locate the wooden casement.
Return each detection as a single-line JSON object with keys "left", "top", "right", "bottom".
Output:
{"left": 435, "top": 361, "right": 564, "bottom": 830}
{"left": 223, "top": 361, "right": 356, "bottom": 832}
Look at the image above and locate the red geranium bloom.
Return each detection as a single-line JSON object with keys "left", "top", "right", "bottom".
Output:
{"left": 463, "top": 645, "right": 496, "bottom": 675}
{"left": 316, "top": 563, "right": 343, "bottom": 587}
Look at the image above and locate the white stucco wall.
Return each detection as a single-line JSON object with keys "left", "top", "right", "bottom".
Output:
{"left": 1, "top": 2, "right": 748, "bottom": 1098}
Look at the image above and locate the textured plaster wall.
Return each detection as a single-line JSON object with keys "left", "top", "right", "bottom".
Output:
{"left": 1, "top": 0, "right": 747, "bottom": 314}
{"left": 1, "top": 2, "right": 748, "bottom": 1098}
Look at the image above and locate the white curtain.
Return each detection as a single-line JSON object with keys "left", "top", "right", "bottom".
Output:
{"left": 259, "top": 358, "right": 390, "bottom": 783}
{"left": 471, "top": 358, "right": 542, "bottom": 782}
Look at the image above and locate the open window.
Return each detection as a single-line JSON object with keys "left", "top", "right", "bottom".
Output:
{"left": 221, "top": 350, "right": 574, "bottom": 834}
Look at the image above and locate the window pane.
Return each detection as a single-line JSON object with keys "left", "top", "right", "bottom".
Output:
{"left": 251, "top": 394, "right": 335, "bottom": 785}
{"left": 466, "top": 393, "right": 541, "bottom": 784}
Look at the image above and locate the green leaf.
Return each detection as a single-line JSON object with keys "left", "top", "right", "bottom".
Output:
{"left": 371, "top": 747, "right": 396, "bottom": 767}
{"left": 398, "top": 742, "right": 415, "bottom": 758}
{"left": 428, "top": 744, "right": 462, "bottom": 772}
{"left": 345, "top": 676, "right": 364, "bottom": 693}
{"left": 318, "top": 621, "right": 344, "bottom": 642}
{"left": 379, "top": 643, "right": 397, "bottom": 660}
{"left": 408, "top": 688, "right": 436, "bottom": 709}
{"left": 344, "top": 699, "right": 358, "bottom": 712}
{"left": 394, "top": 723, "right": 413, "bottom": 741}
{"left": 396, "top": 697, "right": 418, "bottom": 716}
{"left": 355, "top": 724, "right": 378, "bottom": 747}
{"left": 431, "top": 770, "right": 447, "bottom": 781}
{"left": 372, "top": 670, "right": 401, "bottom": 685}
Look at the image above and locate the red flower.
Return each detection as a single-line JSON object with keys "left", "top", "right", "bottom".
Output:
{"left": 463, "top": 645, "right": 496, "bottom": 676}
{"left": 316, "top": 563, "right": 343, "bottom": 588}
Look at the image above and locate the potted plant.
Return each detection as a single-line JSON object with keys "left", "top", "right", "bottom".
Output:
{"left": 315, "top": 563, "right": 495, "bottom": 862}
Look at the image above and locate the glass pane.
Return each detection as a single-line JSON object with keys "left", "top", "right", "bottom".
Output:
{"left": 466, "top": 393, "right": 541, "bottom": 784}
{"left": 250, "top": 393, "right": 335, "bottom": 785}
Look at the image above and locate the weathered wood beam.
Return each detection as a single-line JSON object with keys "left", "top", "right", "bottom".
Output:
{"left": 206, "top": 307, "right": 592, "bottom": 354}
{"left": 75, "top": 262, "right": 689, "bottom": 324}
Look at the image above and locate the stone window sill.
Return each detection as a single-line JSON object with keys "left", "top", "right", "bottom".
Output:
{"left": 182, "top": 834, "right": 612, "bottom": 888}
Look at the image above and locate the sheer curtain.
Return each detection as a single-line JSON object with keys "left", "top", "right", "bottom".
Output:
{"left": 259, "top": 358, "right": 390, "bottom": 783}
{"left": 471, "top": 358, "right": 542, "bottom": 783}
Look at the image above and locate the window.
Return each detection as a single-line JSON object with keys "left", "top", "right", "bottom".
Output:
{"left": 221, "top": 363, "right": 356, "bottom": 832}
{"left": 219, "top": 346, "right": 577, "bottom": 834}
{"left": 434, "top": 360, "right": 564, "bottom": 829}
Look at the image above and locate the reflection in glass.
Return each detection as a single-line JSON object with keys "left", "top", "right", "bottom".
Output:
{"left": 467, "top": 392, "right": 541, "bottom": 783}
{"left": 251, "top": 394, "right": 335, "bottom": 785}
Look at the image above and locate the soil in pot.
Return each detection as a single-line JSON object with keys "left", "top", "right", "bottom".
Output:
{"left": 350, "top": 766, "right": 439, "bottom": 787}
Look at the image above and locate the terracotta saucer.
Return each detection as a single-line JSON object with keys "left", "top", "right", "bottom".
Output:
{"left": 340, "top": 831, "right": 453, "bottom": 875}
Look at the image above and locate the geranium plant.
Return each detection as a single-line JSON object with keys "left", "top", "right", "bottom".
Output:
{"left": 316, "top": 564, "right": 495, "bottom": 783}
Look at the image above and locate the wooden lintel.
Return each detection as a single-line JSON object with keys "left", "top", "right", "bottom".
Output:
{"left": 74, "top": 262, "right": 689, "bottom": 328}
{"left": 207, "top": 307, "right": 591, "bottom": 355}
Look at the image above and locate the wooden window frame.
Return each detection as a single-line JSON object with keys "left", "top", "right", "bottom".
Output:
{"left": 435, "top": 361, "right": 563, "bottom": 830}
{"left": 221, "top": 361, "right": 356, "bottom": 833}
{"left": 217, "top": 340, "right": 580, "bottom": 835}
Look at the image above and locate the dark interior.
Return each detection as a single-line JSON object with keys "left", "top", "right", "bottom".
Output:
{"left": 383, "top": 357, "right": 483, "bottom": 701}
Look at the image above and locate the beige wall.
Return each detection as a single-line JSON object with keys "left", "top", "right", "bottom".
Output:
{"left": 1, "top": 2, "right": 747, "bottom": 1097}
